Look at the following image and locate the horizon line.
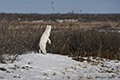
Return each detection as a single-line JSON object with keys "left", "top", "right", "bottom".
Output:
{"left": 0, "top": 12, "right": 120, "bottom": 15}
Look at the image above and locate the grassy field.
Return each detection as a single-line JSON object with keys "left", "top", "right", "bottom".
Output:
{"left": 0, "top": 13, "right": 120, "bottom": 60}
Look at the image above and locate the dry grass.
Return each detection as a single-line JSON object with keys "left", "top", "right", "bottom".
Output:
{"left": 0, "top": 13, "right": 120, "bottom": 60}
{"left": 0, "top": 21, "right": 120, "bottom": 60}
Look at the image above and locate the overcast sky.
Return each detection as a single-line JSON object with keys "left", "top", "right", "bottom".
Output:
{"left": 0, "top": 0, "right": 120, "bottom": 14}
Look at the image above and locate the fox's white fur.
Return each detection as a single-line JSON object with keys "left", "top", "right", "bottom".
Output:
{"left": 39, "top": 25, "right": 51, "bottom": 54}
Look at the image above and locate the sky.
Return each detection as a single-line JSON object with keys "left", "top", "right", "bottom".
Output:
{"left": 0, "top": 0, "right": 120, "bottom": 14}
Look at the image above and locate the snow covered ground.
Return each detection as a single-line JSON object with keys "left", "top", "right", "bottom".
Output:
{"left": 32, "top": 19, "right": 78, "bottom": 23}
{"left": 99, "top": 29, "right": 120, "bottom": 33}
{"left": 0, "top": 51, "right": 120, "bottom": 80}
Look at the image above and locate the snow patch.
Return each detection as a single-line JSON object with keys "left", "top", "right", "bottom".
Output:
{"left": 0, "top": 52, "right": 120, "bottom": 80}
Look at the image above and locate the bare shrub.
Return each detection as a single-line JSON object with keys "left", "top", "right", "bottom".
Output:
{"left": 0, "top": 26, "right": 45, "bottom": 55}
{"left": 48, "top": 28, "right": 120, "bottom": 60}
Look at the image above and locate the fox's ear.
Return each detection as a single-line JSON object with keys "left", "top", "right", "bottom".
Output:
{"left": 47, "top": 25, "right": 51, "bottom": 28}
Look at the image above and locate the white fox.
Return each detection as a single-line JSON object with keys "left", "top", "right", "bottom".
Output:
{"left": 39, "top": 25, "right": 51, "bottom": 54}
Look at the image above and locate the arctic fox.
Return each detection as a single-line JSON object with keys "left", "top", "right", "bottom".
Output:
{"left": 39, "top": 25, "right": 51, "bottom": 54}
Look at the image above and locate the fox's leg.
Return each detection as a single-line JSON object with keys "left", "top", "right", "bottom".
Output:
{"left": 47, "top": 38, "right": 51, "bottom": 44}
{"left": 39, "top": 48, "right": 46, "bottom": 54}
{"left": 40, "top": 44, "right": 47, "bottom": 54}
{"left": 39, "top": 49, "right": 41, "bottom": 54}
{"left": 42, "top": 48, "right": 46, "bottom": 54}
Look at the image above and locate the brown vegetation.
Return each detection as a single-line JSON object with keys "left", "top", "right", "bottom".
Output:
{"left": 0, "top": 13, "right": 120, "bottom": 60}
{"left": 0, "top": 13, "right": 120, "bottom": 22}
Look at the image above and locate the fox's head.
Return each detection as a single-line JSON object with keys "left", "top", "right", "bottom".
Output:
{"left": 47, "top": 25, "right": 51, "bottom": 29}
{"left": 46, "top": 25, "right": 51, "bottom": 32}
